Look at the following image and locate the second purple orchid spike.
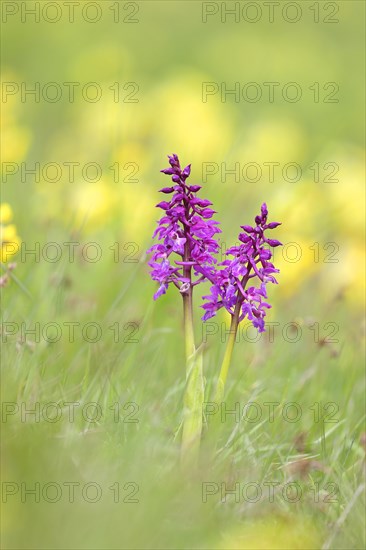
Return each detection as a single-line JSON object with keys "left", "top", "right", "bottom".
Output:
{"left": 201, "top": 203, "right": 282, "bottom": 333}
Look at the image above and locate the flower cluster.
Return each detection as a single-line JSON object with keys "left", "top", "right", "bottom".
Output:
{"left": 201, "top": 203, "right": 282, "bottom": 332}
{"left": 148, "top": 156, "right": 282, "bottom": 334}
{"left": 148, "top": 154, "right": 221, "bottom": 299}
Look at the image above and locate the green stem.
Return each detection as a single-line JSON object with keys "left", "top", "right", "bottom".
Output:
{"left": 212, "top": 271, "right": 251, "bottom": 404}
{"left": 183, "top": 289, "right": 195, "bottom": 361}
{"left": 181, "top": 271, "right": 204, "bottom": 465}
{"left": 212, "top": 300, "right": 241, "bottom": 405}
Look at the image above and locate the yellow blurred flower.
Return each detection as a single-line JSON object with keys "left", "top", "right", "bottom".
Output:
{"left": 274, "top": 237, "right": 321, "bottom": 297}
{"left": 149, "top": 72, "right": 233, "bottom": 162}
{"left": 71, "top": 181, "right": 118, "bottom": 229}
{"left": 0, "top": 203, "right": 13, "bottom": 224}
{"left": 327, "top": 242, "right": 366, "bottom": 309}
{"left": 1, "top": 70, "right": 31, "bottom": 164}
{"left": 1, "top": 125, "right": 31, "bottom": 165}
{"left": 0, "top": 203, "right": 21, "bottom": 263}
{"left": 220, "top": 515, "right": 321, "bottom": 550}
{"left": 235, "top": 118, "right": 307, "bottom": 164}
{"left": 329, "top": 151, "right": 365, "bottom": 236}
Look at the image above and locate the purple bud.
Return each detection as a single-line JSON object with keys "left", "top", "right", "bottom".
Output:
{"left": 259, "top": 249, "right": 272, "bottom": 260}
{"left": 238, "top": 233, "right": 251, "bottom": 243}
{"left": 266, "top": 222, "right": 281, "bottom": 229}
{"left": 189, "top": 185, "right": 201, "bottom": 192}
{"left": 261, "top": 203, "right": 268, "bottom": 217}
{"left": 172, "top": 174, "right": 181, "bottom": 183}
{"left": 160, "top": 168, "right": 175, "bottom": 175}
{"left": 168, "top": 154, "right": 180, "bottom": 167}
{"left": 156, "top": 201, "right": 171, "bottom": 210}
{"left": 241, "top": 225, "right": 255, "bottom": 233}
{"left": 159, "top": 187, "right": 175, "bottom": 194}
{"left": 192, "top": 198, "right": 212, "bottom": 207}
{"left": 266, "top": 239, "right": 282, "bottom": 247}
{"left": 201, "top": 208, "right": 216, "bottom": 218}
{"left": 182, "top": 164, "right": 191, "bottom": 178}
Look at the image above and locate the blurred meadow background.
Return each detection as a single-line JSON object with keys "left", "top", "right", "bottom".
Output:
{"left": 1, "top": 1, "right": 365, "bottom": 548}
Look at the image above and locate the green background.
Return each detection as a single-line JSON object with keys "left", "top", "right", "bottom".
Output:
{"left": 1, "top": 1, "right": 365, "bottom": 548}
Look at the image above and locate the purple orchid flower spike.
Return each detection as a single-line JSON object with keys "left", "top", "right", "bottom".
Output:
{"left": 148, "top": 154, "right": 221, "bottom": 301}
{"left": 201, "top": 202, "right": 282, "bottom": 404}
{"left": 202, "top": 203, "right": 282, "bottom": 333}
{"left": 147, "top": 154, "right": 222, "bottom": 461}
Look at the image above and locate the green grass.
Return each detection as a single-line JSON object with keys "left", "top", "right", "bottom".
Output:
{"left": 1, "top": 240, "right": 365, "bottom": 549}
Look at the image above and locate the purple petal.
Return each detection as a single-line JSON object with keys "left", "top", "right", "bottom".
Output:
{"left": 182, "top": 164, "right": 191, "bottom": 178}
{"left": 266, "top": 222, "right": 281, "bottom": 229}
{"left": 266, "top": 239, "right": 282, "bottom": 247}
{"left": 261, "top": 203, "right": 268, "bottom": 217}
{"left": 241, "top": 225, "right": 255, "bottom": 233}
{"left": 156, "top": 201, "right": 171, "bottom": 210}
